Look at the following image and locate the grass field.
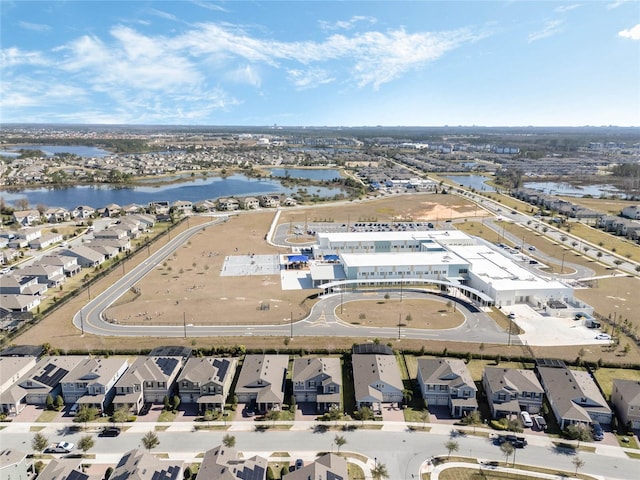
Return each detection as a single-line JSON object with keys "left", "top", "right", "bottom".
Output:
{"left": 592, "top": 368, "right": 640, "bottom": 399}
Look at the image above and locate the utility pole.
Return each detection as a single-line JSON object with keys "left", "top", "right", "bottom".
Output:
{"left": 80, "top": 310, "right": 84, "bottom": 336}
{"left": 398, "top": 312, "right": 402, "bottom": 340}
{"left": 290, "top": 311, "right": 293, "bottom": 338}
{"left": 183, "top": 312, "right": 187, "bottom": 339}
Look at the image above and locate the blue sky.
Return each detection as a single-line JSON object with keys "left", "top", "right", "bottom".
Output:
{"left": 1, "top": 1, "right": 639, "bottom": 127}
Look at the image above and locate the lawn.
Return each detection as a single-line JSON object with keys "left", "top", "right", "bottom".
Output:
{"left": 35, "top": 410, "right": 59, "bottom": 423}
{"left": 437, "top": 466, "right": 596, "bottom": 480}
{"left": 591, "top": 368, "right": 640, "bottom": 399}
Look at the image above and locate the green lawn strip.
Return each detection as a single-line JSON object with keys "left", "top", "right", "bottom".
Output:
{"left": 348, "top": 462, "right": 365, "bottom": 480}
{"left": 192, "top": 425, "right": 229, "bottom": 431}
{"left": 270, "top": 452, "right": 290, "bottom": 458}
{"left": 626, "top": 451, "right": 640, "bottom": 459}
{"left": 154, "top": 425, "right": 170, "bottom": 431}
{"left": 592, "top": 367, "right": 640, "bottom": 399}
{"left": 551, "top": 441, "right": 596, "bottom": 453}
{"left": 35, "top": 410, "right": 59, "bottom": 423}
{"left": 616, "top": 433, "right": 640, "bottom": 449}
{"left": 436, "top": 466, "right": 596, "bottom": 480}
{"left": 29, "top": 426, "right": 46, "bottom": 432}
{"left": 157, "top": 411, "right": 176, "bottom": 422}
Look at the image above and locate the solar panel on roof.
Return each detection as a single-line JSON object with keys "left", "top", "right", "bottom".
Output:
{"left": 237, "top": 465, "right": 265, "bottom": 480}
{"left": 32, "top": 362, "right": 69, "bottom": 387}
{"left": 327, "top": 473, "right": 344, "bottom": 480}
{"left": 155, "top": 357, "right": 179, "bottom": 376}
{"left": 213, "top": 358, "right": 229, "bottom": 381}
{"left": 66, "top": 470, "right": 90, "bottom": 480}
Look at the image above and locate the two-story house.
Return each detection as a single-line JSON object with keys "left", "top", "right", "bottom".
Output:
{"left": 12, "top": 210, "right": 40, "bottom": 227}
{"left": 0, "top": 357, "right": 38, "bottom": 416}
{"left": 61, "top": 246, "right": 105, "bottom": 267}
{"left": 611, "top": 379, "right": 640, "bottom": 431}
{"left": 177, "top": 357, "right": 238, "bottom": 413}
{"left": 537, "top": 365, "right": 612, "bottom": 429}
{"left": 61, "top": 357, "right": 129, "bottom": 413}
{"left": 16, "top": 265, "right": 65, "bottom": 288}
{"left": 43, "top": 207, "right": 71, "bottom": 223}
{"left": 235, "top": 354, "right": 288, "bottom": 412}
{"left": 36, "top": 255, "right": 82, "bottom": 277}
{"left": 483, "top": 367, "right": 544, "bottom": 418}
{"left": 283, "top": 454, "right": 347, "bottom": 480}
{"left": 417, "top": 358, "right": 478, "bottom": 418}
{"left": 112, "top": 356, "right": 185, "bottom": 414}
{"left": 110, "top": 449, "right": 183, "bottom": 480}
{"left": 292, "top": 357, "right": 342, "bottom": 413}
{"left": 352, "top": 353, "right": 403, "bottom": 410}
{"left": 196, "top": 445, "right": 267, "bottom": 480}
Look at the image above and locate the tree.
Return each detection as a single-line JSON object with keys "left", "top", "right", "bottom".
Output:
{"left": 55, "top": 395, "right": 64, "bottom": 411}
{"left": 104, "top": 466, "right": 114, "bottom": 480}
{"left": 75, "top": 405, "right": 99, "bottom": 429}
{"left": 46, "top": 394, "right": 54, "bottom": 410}
{"left": 184, "top": 466, "right": 193, "bottom": 480}
{"left": 419, "top": 409, "right": 430, "bottom": 428}
{"left": 222, "top": 434, "right": 236, "bottom": 448}
{"left": 265, "top": 409, "right": 280, "bottom": 424}
{"left": 371, "top": 462, "right": 389, "bottom": 480}
{"left": 444, "top": 439, "right": 459, "bottom": 459}
{"left": 402, "top": 388, "right": 413, "bottom": 406}
{"left": 172, "top": 395, "right": 181, "bottom": 411}
{"left": 203, "top": 410, "right": 215, "bottom": 427}
{"left": 357, "top": 406, "right": 374, "bottom": 424}
{"left": 31, "top": 432, "right": 48, "bottom": 455}
{"left": 500, "top": 441, "right": 514, "bottom": 465}
{"left": 564, "top": 423, "right": 592, "bottom": 447}
{"left": 461, "top": 410, "right": 481, "bottom": 432}
{"left": 163, "top": 395, "right": 171, "bottom": 411}
{"left": 572, "top": 456, "right": 585, "bottom": 476}
{"left": 78, "top": 435, "right": 95, "bottom": 456}
{"left": 334, "top": 434, "right": 347, "bottom": 452}
{"left": 112, "top": 406, "right": 129, "bottom": 426}
{"left": 142, "top": 431, "right": 160, "bottom": 451}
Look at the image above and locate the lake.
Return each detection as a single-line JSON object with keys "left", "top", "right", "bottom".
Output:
{"left": 522, "top": 181, "right": 623, "bottom": 197}
{"left": 269, "top": 168, "right": 342, "bottom": 181}
{"left": 443, "top": 175, "right": 497, "bottom": 192}
{"left": 0, "top": 174, "right": 346, "bottom": 210}
{"left": 0, "top": 145, "right": 111, "bottom": 158}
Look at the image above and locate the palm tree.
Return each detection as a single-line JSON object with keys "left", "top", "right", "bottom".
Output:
{"left": 444, "top": 439, "right": 459, "bottom": 459}
{"left": 334, "top": 434, "right": 347, "bottom": 452}
{"left": 371, "top": 462, "right": 389, "bottom": 480}
{"left": 222, "top": 434, "right": 236, "bottom": 448}
{"left": 141, "top": 431, "right": 159, "bottom": 452}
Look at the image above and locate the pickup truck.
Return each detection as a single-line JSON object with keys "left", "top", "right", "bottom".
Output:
{"left": 44, "top": 441, "right": 75, "bottom": 453}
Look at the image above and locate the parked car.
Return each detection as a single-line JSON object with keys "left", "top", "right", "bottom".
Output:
{"left": 138, "top": 403, "right": 151, "bottom": 416}
{"left": 496, "top": 435, "right": 527, "bottom": 448}
{"left": 45, "top": 442, "right": 75, "bottom": 453}
{"left": 533, "top": 415, "right": 547, "bottom": 431}
{"left": 98, "top": 427, "right": 121, "bottom": 437}
{"left": 592, "top": 422, "right": 604, "bottom": 441}
{"left": 520, "top": 411, "right": 534, "bottom": 428}
{"left": 595, "top": 333, "right": 611, "bottom": 340}
{"left": 295, "top": 459, "right": 304, "bottom": 470}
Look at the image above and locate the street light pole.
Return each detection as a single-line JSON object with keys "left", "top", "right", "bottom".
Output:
{"left": 398, "top": 312, "right": 401, "bottom": 340}
{"left": 290, "top": 311, "right": 293, "bottom": 338}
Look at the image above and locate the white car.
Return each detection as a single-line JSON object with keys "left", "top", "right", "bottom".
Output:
{"left": 595, "top": 333, "right": 611, "bottom": 340}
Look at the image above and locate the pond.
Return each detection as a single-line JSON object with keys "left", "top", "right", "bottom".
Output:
{"left": 443, "top": 175, "right": 497, "bottom": 192}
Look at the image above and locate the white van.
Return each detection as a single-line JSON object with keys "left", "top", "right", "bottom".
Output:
{"left": 520, "top": 411, "right": 533, "bottom": 428}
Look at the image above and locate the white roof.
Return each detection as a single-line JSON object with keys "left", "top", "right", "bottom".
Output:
{"left": 317, "top": 230, "right": 472, "bottom": 243}
{"left": 341, "top": 251, "right": 468, "bottom": 268}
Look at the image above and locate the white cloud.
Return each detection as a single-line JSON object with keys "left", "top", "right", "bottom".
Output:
{"left": 225, "top": 65, "right": 262, "bottom": 88}
{"left": 619, "top": 23, "right": 640, "bottom": 40}
{"left": 607, "top": 0, "right": 629, "bottom": 9}
{"left": 18, "top": 21, "right": 51, "bottom": 32}
{"left": 0, "top": 47, "right": 49, "bottom": 68}
{"left": 528, "top": 20, "right": 564, "bottom": 43}
{"left": 287, "top": 68, "right": 335, "bottom": 90}
{"left": 554, "top": 4, "right": 580, "bottom": 13}
{"left": 319, "top": 16, "right": 377, "bottom": 31}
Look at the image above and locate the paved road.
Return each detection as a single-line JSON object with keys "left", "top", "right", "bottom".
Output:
{"left": 2, "top": 420, "right": 637, "bottom": 480}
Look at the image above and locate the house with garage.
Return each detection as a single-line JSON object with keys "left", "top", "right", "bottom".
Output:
{"left": 235, "top": 354, "right": 288, "bottom": 412}
{"left": 292, "top": 357, "right": 342, "bottom": 413}
{"left": 61, "top": 246, "right": 105, "bottom": 267}
{"left": 36, "top": 255, "right": 82, "bottom": 277}
{"left": 240, "top": 197, "right": 260, "bottom": 210}
{"left": 283, "top": 453, "right": 347, "bottom": 480}
{"left": 0, "top": 449, "right": 32, "bottom": 480}
{"left": 0, "top": 274, "right": 48, "bottom": 297}
{"left": 483, "top": 367, "right": 544, "bottom": 418}
{"left": 537, "top": 365, "right": 612, "bottom": 429}
{"left": 417, "top": 358, "right": 477, "bottom": 418}
{"left": 8, "top": 228, "right": 42, "bottom": 249}
{"left": 196, "top": 445, "right": 267, "bottom": 480}
{"left": 61, "top": 357, "right": 129, "bottom": 413}
{"left": 112, "top": 355, "right": 185, "bottom": 414}
{"left": 43, "top": 207, "right": 71, "bottom": 223}
{"left": 0, "top": 357, "right": 37, "bottom": 415}
{"left": 28, "top": 232, "right": 63, "bottom": 250}
{"left": 110, "top": 449, "right": 183, "bottom": 480}
{"left": 12, "top": 210, "right": 40, "bottom": 227}
{"left": 352, "top": 353, "right": 403, "bottom": 410}
{"left": 101, "top": 203, "right": 122, "bottom": 218}
{"left": 177, "top": 357, "right": 238, "bottom": 413}
{"left": 217, "top": 198, "right": 239, "bottom": 211}
{"left": 37, "top": 458, "right": 88, "bottom": 480}
{"left": 15, "top": 264, "right": 65, "bottom": 288}
{"left": 73, "top": 205, "right": 95, "bottom": 220}
{"left": 611, "top": 379, "right": 640, "bottom": 431}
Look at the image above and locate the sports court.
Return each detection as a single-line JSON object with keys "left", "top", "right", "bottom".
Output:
{"left": 220, "top": 254, "right": 281, "bottom": 276}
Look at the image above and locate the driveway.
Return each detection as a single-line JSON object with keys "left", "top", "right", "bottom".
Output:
{"left": 381, "top": 403, "right": 405, "bottom": 422}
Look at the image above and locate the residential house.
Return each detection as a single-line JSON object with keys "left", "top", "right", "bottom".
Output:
{"left": 611, "top": 379, "right": 640, "bottom": 430}
{"left": 73, "top": 205, "right": 95, "bottom": 220}
{"left": 129, "top": 213, "right": 155, "bottom": 229}
{"left": 0, "top": 356, "right": 85, "bottom": 414}
{"left": 121, "top": 204, "right": 146, "bottom": 215}
{"left": 417, "top": 358, "right": 478, "bottom": 418}
{"left": 621, "top": 205, "right": 640, "bottom": 220}
{"left": 282, "top": 197, "right": 297, "bottom": 207}
{"left": 0, "top": 249, "right": 20, "bottom": 266}
{"left": 102, "top": 203, "right": 122, "bottom": 217}
{"left": 235, "top": 354, "right": 288, "bottom": 412}
{"left": 483, "top": 367, "right": 544, "bottom": 418}
{"left": 37, "top": 458, "right": 88, "bottom": 480}
{"left": 112, "top": 356, "right": 185, "bottom": 414}
{"left": 0, "top": 294, "right": 41, "bottom": 312}
{"left": 193, "top": 199, "right": 217, "bottom": 213}
{"left": 28, "top": 232, "right": 64, "bottom": 250}
{"left": 149, "top": 201, "right": 170, "bottom": 214}
{"left": 88, "top": 238, "right": 131, "bottom": 254}
{"left": 94, "top": 228, "right": 129, "bottom": 241}
{"left": 0, "top": 275, "right": 48, "bottom": 296}
{"left": 217, "top": 198, "right": 239, "bottom": 211}
{"left": 196, "top": 445, "right": 267, "bottom": 480}
{"left": 16, "top": 264, "right": 65, "bottom": 288}
{"left": 352, "top": 353, "right": 403, "bottom": 410}
{"left": 61, "top": 357, "right": 129, "bottom": 412}
{"left": 537, "top": 366, "right": 612, "bottom": 429}
{"left": 177, "top": 357, "right": 238, "bottom": 413}
{"left": 240, "top": 197, "right": 260, "bottom": 210}
{"left": 292, "top": 357, "right": 342, "bottom": 413}
{"left": 110, "top": 449, "right": 183, "bottom": 480}
{"left": 12, "top": 210, "right": 40, "bottom": 227}
{"left": 597, "top": 215, "right": 617, "bottom": 231}
{"left": 37, "top": 255, "right": 82, "bottom": 277}
{"left": 0, "top": 357, "right": 37, "bottom": 415}
{"left": 172, "top": 200, "right": 193, "bottom": 215}
{"left": 8, "top": 228, "right": 42, "bottom": 248}
{"left": 43, "top": 207, "right": 71, "bottom": 223}
{"left": 61, "top": 246, "right": 105, "bottom": 267}
{"left": 259, "top": 195, "right": 279, "bottom": 208}
{"left": 0, "top": 449, "right": 31, "bottom": 480}
{"left": 283, "top": 454, "right": 347, "bottom": 480}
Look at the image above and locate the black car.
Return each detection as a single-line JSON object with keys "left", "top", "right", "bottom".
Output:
{"left": 99, "top": 427, "right": 121, "bottom": 437}
{"left": 138, "top": 403, "right": 151, "bottom": 416}
{"left": 496, "top": 434, "right": 527, "bottom": 448}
